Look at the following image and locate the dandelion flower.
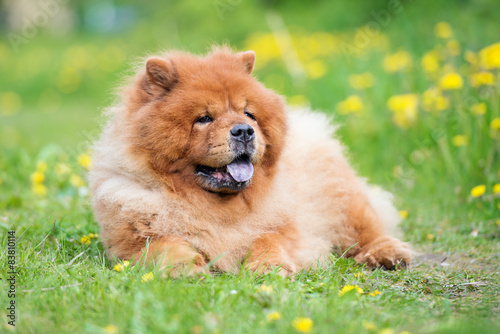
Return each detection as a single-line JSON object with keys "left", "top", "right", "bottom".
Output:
{"left": 70, "top": 174, "right": 86, "bottom": 188}
{"left": 470, "top": 72, "right": 494, "bottom": 87}
{"left": 32, "top": 183, "right": 47, "bottom": 196}
{"left": 304, "top": 60, "right": 327, "bottom": 80}
{"left": 471, "top": 103, "right": 486, "bottom": 115}
{"left": 141, "top": 272, "right": 154, "bottom": 282}
{"left": 470, "top": 185, "right": 486, "bottom": 197}
{"left": 88, "top": 233, "right": 98, "bottom": 239}
{"left": 379, "top": 329, "right": 395, "bottom": 334}
{"left": 80, "top": 235, "right": 91, "bottom": 245}
{"left": 36, "top": 161, "right": 48, "bottom": 172}
{"left": 348, "top": 72, "right": 374, "bottom": 90}
{"left": 338, "top": 284, "right": 363, "bottom": 297}
{"left": 446, "top": 40, "right": 460, "bottom": 56}
{"left": 491, "top": 118, "right": 500, "bottom": 130}
{"left": 422, "top": 88, "right": 449, "bottom": 112}
{"left": 479, "top": 42, "right": 500, "bottom": 69}
{"left": 439, "top": 72, "right": 463, "bottom": 90}
{"left": 266, "top": 311, "right": 282, "bottom": 322}
{"left": 399, "top": 210, "right": 409, "bottom": 219}
{"left": 383, "top": 51, "right": 412, "bottom": 73}
{"left": 55, "top": 163, "right": 72, "bottom": 176}
{"left": 288, "top": 95, "right": 309, "bottom": 107}
{"left": 362, "top": 321, "right": 377, "bottom": 331}
{"left": 292, "top": 317, "right": 313, "bottom": 333}
{"left": 30, "top": 171, "right": 45, "bottom": 184}
{"left": 257, "top": 284, "right": 273, "bottom": 294}
{"left": 464, "top": 50, "right": 478, "bottom": 65}
{"left": 354, "top": 272, "right": 364, "bottom": 279}
{"left": 426, "top": 234, "right": 434, "bottom": 240}
{"left": 114, "top": 260, "right": 130, "bottom": 272}
{"left": 493, "top": 183, "right": 500, "bottom": 194}
{"left": 434, "top": 22, "right": 453, "bottom": 39}
{"left": 369, "top": 290, "right": 381, "bottom": 296}
{"left": 421, "top": 51, "right": 440, "bottom": 74}
{"left": 452, "top": 135, "right": 468, "bottom": 147}
{"left": 337, "top": 95, "right": 364, "bottom": 115}
{"left": 104, "top": 325, "right": 118, "bottom": 334}
{"left": 77, "top": 153, "right": 92, "bottom": 170}
{"left": 386, "top": 94, "right": 418, "bottom": 129}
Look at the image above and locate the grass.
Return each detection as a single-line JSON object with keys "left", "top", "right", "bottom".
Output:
{"left": 1, "top": 1, "right": 499, "bottom": 333}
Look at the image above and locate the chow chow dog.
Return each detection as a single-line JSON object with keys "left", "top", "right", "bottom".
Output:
{"left": 89, "top": 47, "right": 411, "bottom": 276}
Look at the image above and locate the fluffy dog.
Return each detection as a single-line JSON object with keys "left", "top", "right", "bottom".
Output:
{"left": 89, "top": 47, "right": 411, "bottom": 276}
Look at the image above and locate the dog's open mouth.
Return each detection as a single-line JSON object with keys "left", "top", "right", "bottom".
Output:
{"left": 195, "top": 155, "right": 254, "bottom": 192}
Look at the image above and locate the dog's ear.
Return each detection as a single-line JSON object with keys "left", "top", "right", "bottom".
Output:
{"left": 145, "top": 57, "right": 178, "bottom": 92}
{"left": 237, "top": 50, "right": 256, "bottom": 74}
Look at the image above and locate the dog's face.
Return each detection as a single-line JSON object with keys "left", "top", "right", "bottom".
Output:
{"left": 128, "top": 49, "right": 287, "bottom": 195}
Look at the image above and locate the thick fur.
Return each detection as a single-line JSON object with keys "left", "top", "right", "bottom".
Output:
{"left": 89, "top": 47, "right": 411, "bottom": 276}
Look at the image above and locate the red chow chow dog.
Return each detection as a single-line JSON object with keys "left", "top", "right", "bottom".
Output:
{"left": 89, "top": 47, "right": 411, "bottom": 276}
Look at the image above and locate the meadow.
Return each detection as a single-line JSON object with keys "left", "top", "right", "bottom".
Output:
{"left": 0, "top": 1, "right": 499, "bottom": 333}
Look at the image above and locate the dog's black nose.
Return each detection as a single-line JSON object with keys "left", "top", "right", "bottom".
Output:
{"left": 230, "top": 124, "right": 255, "bottom": 143}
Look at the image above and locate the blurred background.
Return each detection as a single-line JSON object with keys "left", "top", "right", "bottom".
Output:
{"left": 0, "top": 0, "right": 499, "bottom": 243}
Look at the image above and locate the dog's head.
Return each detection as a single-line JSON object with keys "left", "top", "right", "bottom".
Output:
{"left": 126, "top": 48, "right": 287, "bottom": 195}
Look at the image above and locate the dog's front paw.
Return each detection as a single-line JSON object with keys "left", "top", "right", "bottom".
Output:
{"left": 165, "top": 253, "right": 209, "bottom": 278}
{"left": 354, "top": 236, "right": 411, "bottom": 270}
{"left": 247, "top": 259, "right": 297, "bottom": 277}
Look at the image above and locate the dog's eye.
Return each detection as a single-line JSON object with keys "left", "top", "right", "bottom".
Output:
{"left": 244, "top": 110, "right": 256, "bottom": 121}
{"left": 196, "top": 115, "right": 213, "bottom": 124}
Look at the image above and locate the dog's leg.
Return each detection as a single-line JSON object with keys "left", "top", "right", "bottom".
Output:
{"left": 347, "top": 196, "right": 411, "bottom": 269}
{"left": 246, "top": 227, "right": 299, "bottom": 277}
{"left": 133, "top": 236, "right": 209, "bottom": 277}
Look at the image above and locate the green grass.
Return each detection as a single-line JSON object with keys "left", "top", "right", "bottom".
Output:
{"left": 1, "top": 1, "right": 500, "bottom": 333}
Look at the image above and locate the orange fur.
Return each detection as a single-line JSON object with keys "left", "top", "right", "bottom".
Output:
{"left": 90, "top": 46, "right": 411, "bottom": 276}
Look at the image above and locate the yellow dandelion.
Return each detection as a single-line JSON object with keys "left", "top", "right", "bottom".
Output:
{"left": 379, "top": 329, "right": 395, "bottom": 334}
{"left": 30, "top": 171, "right": 45, "bottom": 184}
{"left": 80, "top": 235, "right": 91, "bottom": 245}
{"left": 36, "top": 161, "right": 48, "bottom": 173}
{"left": 104, "top": 324, "right": 118, "bottom": 334}
{"left": 464, "top": 50, "right": 478, "bottom": 65}
{"left": 470, "top": 72, "right": 495, "bottom": 87}
{"left": 369, "top": 290, "right": 381, "bottom": 296}
{"left": 257, "top": 284, "right": 273, "bottom": 294}
{"left": 422, "top": 88, "right": 449, "bottom": 112}
{"left": 399, "top": 210, "right": 409, "bottom": 219}
{"left": 387, "top": 94, "right": 418, "bottom": 129}
{"left": 452, "top": 135, "right": 468, "bottom": 147}
{"left": 288, "top": 95, "right": 309, "bottom": 107}
{"left": 266, "top": 311, "right": 282, "bottom": 322}
{"left": 426, "top": 234, "right": 435, "bottom": 240}
{"left": 446, "top": 40, "right": 460, "bottom": 56}
{"left": 421, "top": 51, "right": 440, "bottom": 74}
{"left": 77, "top": 153, "right": 92, "bottom": 170}
{"left": 362, "top": 321, "right": 377, "bottom": 331}
{"left": 292, "top": 317, "right": 313, "bottom": 333}
{"left": 383, "top": 51, "right": 412, "bottom": 73}
{"left": 439, "top": 72, "right": 463, "bottom": 90}
{"left": 141, "top": 272, "right": 154, "bottom": 282}
{"left": 304, "top": 60, "right": 327, "bottom": 80}
{"left": 114, "top": 261, "right": 130, "bottom": 272}
{"left": 32, "top": 183, "right": 47, "bottom": 196}
{"left": 337, "top": 95, "right": 364, "bottom": 115}
{"left": 354, "top": 272, "right": 364, "bottom": 279}
{"left": 471, "top": 103, "right": 486, "bottom": 115}
{"left": 434, "top": 22, "right": 453, "bottom": 39}
{"left": 491, "top": 118, "right": 500, "bottom": 130}
{"left": 348, "top": 72, "right": 375, "bottom": 90}
{"left": 493, "top": 183, "right": 500, "bottom": 194}
{"left": 70, "top": 174, "right": 86, "bottom": 188}
{"left": 338, "top": 284, "right": 363, "bottom": 297}
{"left": 470, "top": 185, "right": 486, "bottom": 197}
{"left": 479, "top": 42, "right": 500, "bottom": 69}
{"left": 88, "top": 233, "right": 98, "bottom": 239}
{"left": 55, "top": 163, "right": 72, "bottom": 176}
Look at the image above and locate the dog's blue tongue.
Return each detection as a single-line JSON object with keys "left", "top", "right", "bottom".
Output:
{"left": 227, "top": 159, "right": 254, "bottom": 182}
